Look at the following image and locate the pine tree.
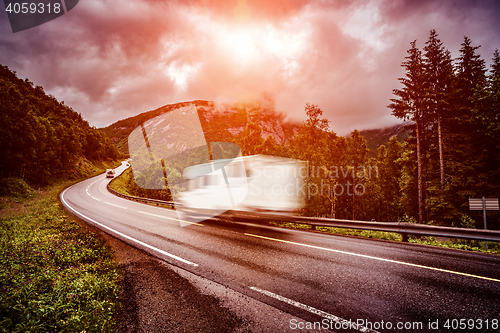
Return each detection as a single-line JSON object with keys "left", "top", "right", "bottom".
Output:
{"left": 388, "top": 40, "right": 426, "bottom": 222}
{"left": 422, "top": 29, "right": 454, "bottom": 194}
{"left": 448, "top": 37, "right": 488, "bottom": 210}
{"left": 489, "top": 50, "right": 500, "bottom": 205}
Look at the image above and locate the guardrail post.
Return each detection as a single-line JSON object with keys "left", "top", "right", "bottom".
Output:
{"left": 401, "top": 233, "right": 408, "bottom": 242}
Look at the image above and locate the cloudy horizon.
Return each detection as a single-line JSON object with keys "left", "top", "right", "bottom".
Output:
{"left": 1, "top": 0, "right": 500, "bottom": 135}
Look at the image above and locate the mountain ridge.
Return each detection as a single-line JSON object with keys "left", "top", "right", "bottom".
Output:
{"left": 359, "top": 122, "right": 409, "bottom": 155}
{"left": 100, "top": 100, "right": 409, "bottom": 157}
{"left": 99, "top": 100, "right": 301, "bottom": 155}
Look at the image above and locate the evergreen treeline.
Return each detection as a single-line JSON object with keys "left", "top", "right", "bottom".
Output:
{"left": 0, "top": 65, "right": 121, "bottom": 186}
{"left": 388, "top": 30, "right": 500, "bottom": 227}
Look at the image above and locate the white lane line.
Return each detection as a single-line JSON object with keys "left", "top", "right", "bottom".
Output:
{"left": 61, "top": 185, "right": 198, "bottom": 266}
{"left": 250, "top": 287, "right": 378, "bottom": 333}
{"left": 245, "top": 233, "right": 500, "bottom": 283}
{"left": 138, "top": 211, "right": 204, "bottom": 226}
{"left": 86, "top": 179, "right": 102, "bottom": 201}
{"left": 104, "top": 202, "right": 127, "bottom": 209}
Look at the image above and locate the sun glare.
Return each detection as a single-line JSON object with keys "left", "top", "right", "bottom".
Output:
{"left": 212, "top": 21, "right": 309, "bottom": 72}
{"left": 217, "top": 27, "right": 259, "bottom": 64}
{"left": 162, "top": 7, "right": 312, "bottom": 92}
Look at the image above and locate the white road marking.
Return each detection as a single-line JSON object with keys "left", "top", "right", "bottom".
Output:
{"left": 86, "top": 179, "right": 102, "bottom": 201}
{"left": 61, "top": 184, "right": 198, "bottom": 267}
{"left": 138, "top": 211, "right": 204, "bottom": 226}
{"left": 250, "top": 287, "right": 379, "bottom": 333}
{"left": 245, "top": 233, "right": 500, "bottom": 283}
{"left": 104, "top": 202, "right": 127, "bottom": 209}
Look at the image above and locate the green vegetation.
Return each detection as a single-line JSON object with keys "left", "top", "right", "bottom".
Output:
{"left": 269, "top": 221, "right": 401, "bottom": 241}
{"left": 0, "top": 178, "right": 35, "bottom": 200}
{"left": 109, "top": 167, "right": 173, "bottom": 202}
{"left": 0, "top": 65, "right": 123, "bottom": 187}
{"left": 107, "top": 168, "right": 135, "bottom": 197}
{"left": 0, "top": 64, "right": 124, "bottom": 331}
{"left": 0, "top": 181, "right": 120, "bottom": 332}
{"left": 409, "top": 237, "right": 500, "bottom": 254}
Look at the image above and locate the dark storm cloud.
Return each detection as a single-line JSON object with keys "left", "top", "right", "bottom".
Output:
{"left": 0, "top": 1, "right": 187, "bottom": 124}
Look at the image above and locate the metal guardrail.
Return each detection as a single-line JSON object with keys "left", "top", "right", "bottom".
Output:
{"left": 222, "top": 211, "right": 500, "bottom": 243}
{"left": 106, "top": 183, "right": 177, "bottom": 207}
{"left": 106, "top": 182, "right": 500, "bottom": 243}
{"left": 291, "top": 215, "right": 500, "bottom": 243}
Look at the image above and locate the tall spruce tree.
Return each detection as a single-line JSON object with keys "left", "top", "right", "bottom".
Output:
{"left": 423, "top": 29, "right": 454, "bottom": 194}
{"left": 345, "top": 129, "right": 369, "bottom": 220}
{"left": 389, "top": 40, "right": 426, "bottom": 223}
{"left": 450, "top": 37, "right": 488, "bottom": 209}
{"left": 488, "top": 50, "right": 500, "bottom": 200}
{"left": 490, "top": 49, "right": 500, "bottom": 146}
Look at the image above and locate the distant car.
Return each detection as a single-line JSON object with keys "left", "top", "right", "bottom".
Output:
{"left": 106, "top": 169, "right": 115, "bottom": 178}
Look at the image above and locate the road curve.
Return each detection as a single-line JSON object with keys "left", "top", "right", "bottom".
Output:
{"left": 61, "top": 162, "right": 500, "bottom": 332}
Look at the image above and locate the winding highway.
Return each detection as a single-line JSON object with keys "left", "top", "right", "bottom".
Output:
{"left": 60, "top": 162, "right": 500, "bottom": 332}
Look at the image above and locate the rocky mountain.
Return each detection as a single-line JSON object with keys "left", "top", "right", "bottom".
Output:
{"left": 99, "top": 100, "right": 300, "bottom": 156}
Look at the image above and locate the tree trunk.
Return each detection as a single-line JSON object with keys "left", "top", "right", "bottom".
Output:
{"left": 437, "top": 111, "right": 444, "bottom": 192}
{"left": 416, "top": 116, "right": 424, "bottom": 223}
{"left": 331, "top": 186, "right": 335, "bottom": 219}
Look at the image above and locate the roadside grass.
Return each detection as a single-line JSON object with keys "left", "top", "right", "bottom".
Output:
{"left": 0, "top": 168, "right": 121, "bottom": 332}
{"left": 269, "top": 221, "right": 500, "bottom": 254}
{"left": 107, "top": 167, "right": 134, "bottom": 197}
{"left": 408, "top": 236, "right": 500, "bottom": 254}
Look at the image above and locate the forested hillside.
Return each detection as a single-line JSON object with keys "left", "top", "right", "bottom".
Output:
{"left": 0, "top": 65, "right": 121, "bottom": 186}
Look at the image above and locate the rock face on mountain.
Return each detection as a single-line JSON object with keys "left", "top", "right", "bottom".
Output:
{"left": 99, "top": 100, "right": 300, "bottom": 155}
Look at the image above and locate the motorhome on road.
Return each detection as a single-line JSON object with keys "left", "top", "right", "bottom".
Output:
{"left": 178, "top": 155, "right": 306, "bottom": 220}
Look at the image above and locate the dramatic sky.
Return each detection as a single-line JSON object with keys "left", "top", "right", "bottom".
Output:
{"left": 1, "top": 0, "right": 500, "bottom": 134}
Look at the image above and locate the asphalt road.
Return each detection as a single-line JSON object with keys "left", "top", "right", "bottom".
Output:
{"left": 60, "top": 162, "right": 500, "bottom": 333}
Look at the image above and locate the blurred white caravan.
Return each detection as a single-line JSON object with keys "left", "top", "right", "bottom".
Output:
{"left": 178, "top": 155, "right": 305, "bottom": 220}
